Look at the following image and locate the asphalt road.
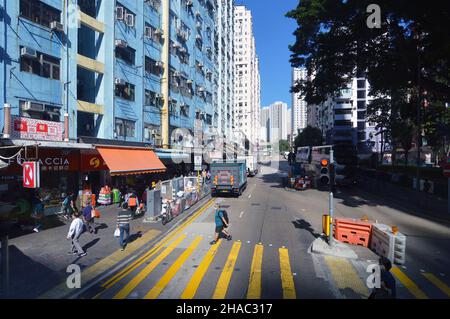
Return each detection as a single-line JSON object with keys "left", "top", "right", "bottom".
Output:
{"left": 80, "top": 159, "right": 450, "bottom": 299}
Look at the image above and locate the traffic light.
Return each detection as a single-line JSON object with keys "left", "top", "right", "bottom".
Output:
{"left": 319, "top": 158, "right": 330, "bottom": 185}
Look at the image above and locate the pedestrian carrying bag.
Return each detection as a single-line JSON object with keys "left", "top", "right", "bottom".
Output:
{"left": 91, "top": 209, "right": 101, "bottom": 219}
{"left": 114, "top": 228, "right": 120, "bottom": 237}
{"left": 128, "top": 196, "right": 137, "bottom": 207}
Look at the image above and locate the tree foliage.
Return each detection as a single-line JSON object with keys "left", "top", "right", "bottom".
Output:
{"left": 294, "top": 126, "right": 324, "bottom": 148}
{"left": 287, "top": 0, "right": 450, "bottom": 162}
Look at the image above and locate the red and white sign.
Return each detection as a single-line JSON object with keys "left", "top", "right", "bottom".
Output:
{"left": 11, "top": 116, "right": 63, "bottom": 141}
{"left": 23, "top": 161, "right": 40, "bottom": 189}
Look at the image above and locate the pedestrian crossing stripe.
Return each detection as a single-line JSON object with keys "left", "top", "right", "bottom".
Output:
{"left": 181, "top": 239, "right": 223, "bottom": 299}
{"left": 247, "top": 244, "right": 263, "bottom": 299}
{"left": 212, "top": 241, "right": 242, "bottom": 299}
{"left": 145, "top": 236, "right": 203, "bottom": 299}
{"left": 102, "top": 199, "right": 216, "bottom": 291}
{"left": 324, "top": 255, "right": 369, "bottom": 299}
{"left": 422, "top": 273, "right": 450, "bottom": 298}
{"left": 113, "top": 234, "right": 187, "bottom": 299}
{"left": 279, "top": 247, "right": 296, "bottom": 299}
{"left": 392, "top": 267, "right": 428, "bottom": 299}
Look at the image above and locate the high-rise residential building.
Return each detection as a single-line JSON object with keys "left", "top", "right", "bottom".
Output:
{"left": 0, "top": 0, "right": 231, "bottom": 201}
{"left": 259, "top": 106, "right": 271, "bottom": 143}
{"left": 291, "top": 67, "right": 307, "bottom": 138}
{"left": 269, "top": 101, "right": 288, "bottom": 142}
{"left": 216, "top": 0, "right": 234, "bottom": 139}
{"left": 233, "top": 5, "right": 260, "bottom": 152}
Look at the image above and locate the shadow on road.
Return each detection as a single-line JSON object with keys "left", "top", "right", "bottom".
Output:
{"left": 292, "top": 219, "right": 321, "bottom": 239}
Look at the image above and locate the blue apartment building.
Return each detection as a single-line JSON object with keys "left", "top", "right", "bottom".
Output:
{"left": 0, "top": 0, "right": 221, "bottom": 202}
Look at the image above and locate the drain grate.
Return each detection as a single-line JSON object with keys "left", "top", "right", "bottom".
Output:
{"left": 251, "top": 203, "right": 261, "bottom": 206}
{"left": 271, "top": 206, "right": 282, "bottom": 210}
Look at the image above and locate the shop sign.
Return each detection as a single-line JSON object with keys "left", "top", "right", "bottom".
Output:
{"left": 11, "top": 116, "right": 63, "bottom": 141}
{"left": 23, "top": 161, "right": 40, "bottom": 188}
{"left": 80, "top": 151, "right": 109, "bottom": 171}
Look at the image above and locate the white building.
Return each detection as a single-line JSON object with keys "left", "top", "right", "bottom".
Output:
{"left": 260, "top": 106, "right": 271, "bottom": 143}
{"left": 291, "top": 67, "right": 308, "bottom": 138}
{"left": 270, "top": 101, "right": 288, "bottom": 142}
{"left": 216, "top": 0, "right": 235, "bottom": 139}
{"left": 233, "top": 5, "right": 260, "bottom": 152}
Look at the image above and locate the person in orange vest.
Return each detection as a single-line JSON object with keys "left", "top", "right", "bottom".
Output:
{"left": 125, "top": 189, "right": 139, "bottom": 216}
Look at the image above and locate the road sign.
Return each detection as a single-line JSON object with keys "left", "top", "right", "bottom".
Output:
{"left": 194, "top": 155, "right": 202, "bottom": 171}
{"left": 23, "top": 161, "right": 40, "bottom": 188}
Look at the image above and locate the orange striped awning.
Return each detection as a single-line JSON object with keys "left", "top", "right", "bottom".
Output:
{"left": 96, "top": 146, "right": 166, "bottom": 176}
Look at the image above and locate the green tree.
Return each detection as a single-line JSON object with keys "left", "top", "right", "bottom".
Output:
{"left": 294, "top": 126, "right": 324, "bottom": 149}
{"left": 287, "top": 0, "right": 450, "bottom": 161}
{"left": 278, "top": 139, "right": 290, "bottom": 153}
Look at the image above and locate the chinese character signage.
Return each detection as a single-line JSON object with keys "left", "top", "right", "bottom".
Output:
{"left": 23, "top": 161, "right": 40, "bottom": 189}
{"left": 11, "top": 116, "right": 63, "bottom": 141}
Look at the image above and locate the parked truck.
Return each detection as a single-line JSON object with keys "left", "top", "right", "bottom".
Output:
{"left": 210, "top": 160, "right": 247, "bottom": 197}
{"left": 237, "top": 155, "right": 259, "bottom": 177}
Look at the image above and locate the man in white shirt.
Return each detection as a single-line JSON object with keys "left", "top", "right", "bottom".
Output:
{"left": 67, "top": 212, "right": 86, "bottom": 257}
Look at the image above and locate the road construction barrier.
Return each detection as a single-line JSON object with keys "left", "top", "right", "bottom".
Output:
{"left": 334, "top": 218, "right": 372, "bottom": 247}
{"left": 370, "top": 223, "right": 406, "bottom": 265}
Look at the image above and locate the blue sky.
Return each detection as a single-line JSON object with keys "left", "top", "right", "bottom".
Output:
{"left": 237, "top": 0, "right": 299, "bottom": 108}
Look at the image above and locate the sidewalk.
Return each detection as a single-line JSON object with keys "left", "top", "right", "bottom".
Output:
{"left": 0, "top": 195, "right": 212, "bottom": 299}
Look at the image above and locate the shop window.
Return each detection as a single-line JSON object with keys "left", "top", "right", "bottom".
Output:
{"left": 20, "top": 47, "right": 60, "bottom": 80}
{"left": 115, "top": 82, "right": 135, "bottom": 101}
{"left": 20, "top": 0, "right": 61, "bottom": 28}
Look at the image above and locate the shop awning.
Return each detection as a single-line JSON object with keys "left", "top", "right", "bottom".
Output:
{"left": 96, "top": 146, "right": 166, "bottom": 176}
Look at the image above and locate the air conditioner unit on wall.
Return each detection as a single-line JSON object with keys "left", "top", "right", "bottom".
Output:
{"left": 155, "top": 61, "right": 164, "bottom": 67}
{"left": 115, "top": 78, "right": 126, "bottom": 86}
{"left": 154, "top": 28, "right": 163, "bottom": 35}
{"left": 116, "top": 7, "right": 124, "bottom": 20}
{"left": 20, "top": 47, "right": 37, "bottom": 59}
{"left": 115, "top": 39, "right": 128, "bottom": 48}
{"left": 50, "top": 21, "right": 64, "bottom": 33}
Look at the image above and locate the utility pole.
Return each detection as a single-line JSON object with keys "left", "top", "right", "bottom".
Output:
{"left": 328, "top": 148, "right": 335, "bottom": 246}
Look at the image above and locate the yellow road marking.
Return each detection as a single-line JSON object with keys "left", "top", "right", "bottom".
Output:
{"left": 279, "top": 247, "right": 296, "bottom": 299}
{"left": 181, "top": 240, "right": 222, "bottom": 299}
{"left": 392, "top": 267, "right": 428, "bottom": 299}
{"left": 247, "top": 244, "right": 263, "bottom": 299}
{"left": 100, "top": 199, "right": 215, "bottom": 291}
{"left": 112, "top": 235, "right": 187, "bottom": 299}
{"left": 144, "top": 236, "right": 203, "bottom": 299}
{"left": 324, "top": 256, "right": 369, "bottom": 298}
{"left": 423, "top": 273, "right": 450, "bottom": 297}
{"left": 212, "top": 241, "right": 242, "bottom": 299}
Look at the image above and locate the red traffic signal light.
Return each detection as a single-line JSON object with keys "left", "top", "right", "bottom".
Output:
{"left": 321, "top": 159, "right": 329, "bottom": 167}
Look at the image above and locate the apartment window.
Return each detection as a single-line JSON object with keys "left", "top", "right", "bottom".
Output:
{"left": 357, "top": 122, "right": 365, "bottom": 130}
{"left": 334, "top": 109, "right": 352, "bottom": 115}
{"left": 180, "top": 104, "right": 190, "bottom": 117}
{"left": 115, "top": 118, "right": 136, "bottom": 138}
{"left": 358, "top": 132, "right": 366, "bottom": 140}
{"left": 357, "top": 79, "right": 366, "bottom": 89}
{"left": 20, "top": 48, "right": 60, "bottom": 80}
{"left": 115, "top": 82, "right": 135, "bottom": 101}
{"left": 145, "top": 23, "right": 162, "bottom": 44}
{"left": 145, "top": 56, "right": 161, "bottom": 76}
{"left": 146, "top": 0, "right": 161, "bottom": 11}
{"left": 357, "top": 101, "right": 366, "bottom": 109}
{"left": 357, "top": 90, "right": 366, "bottom": 99}
{"left": 145, "top": 89, "right": 158, "bottom": 106}
{"left": 19, "top": 100, "right": 61, "bottom": 122}
{"left": 357, "top": 111, "right": 366, "bottom": 120}
{"left": 115, "top": 46, "right": 136, "bottom": 65}
{"left": 20, "top": 0, "right": 61, "bottom": 28}
{"left": 335, "top": 120, "right": 352, "bottom": 126}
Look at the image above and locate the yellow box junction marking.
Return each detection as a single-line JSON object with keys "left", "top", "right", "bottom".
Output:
{"left": 422, "top": 273, "right": 450, "bottom": 297}
{"left": 112, "top": 234, "right": 187, "bottom": 299}
{"left": 279, "top": 247, "right": 296, "bottom": 299}
{"left": 392, "top": 267, "right": 428, "bottom": 299}
{"left": 212, "top": 241, "right": 242, "bottom": 299}
{"left": 247, "top": 244, "right": 264, "bottom": 299}
{"left": 181, "top": 240, "right": 223, "bottom": 299}
{"left": 144, "top": 236, "right": 203, "bottom": 299}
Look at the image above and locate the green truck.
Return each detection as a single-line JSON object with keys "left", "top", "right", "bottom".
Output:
{"left": 211, "top": 160, "right": 247, "bottom": 197}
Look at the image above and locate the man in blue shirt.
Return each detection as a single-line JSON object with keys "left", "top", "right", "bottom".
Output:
{"left": 210, "top": 204, "right": 231, "bottom": 245}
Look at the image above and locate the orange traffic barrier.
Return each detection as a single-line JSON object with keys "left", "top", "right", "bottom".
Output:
{"left": 333, "top": 218, "right": 373, "bottom": 247}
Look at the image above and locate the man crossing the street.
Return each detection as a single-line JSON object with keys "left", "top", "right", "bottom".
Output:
{"left": 117, "top": 203, "right": 133, "bottom": 251}
{"left": 67, "top": 212, "right": 86, "bottom": 257}
{"left": 210, "top": 204, "right": 232, "bottom": 245}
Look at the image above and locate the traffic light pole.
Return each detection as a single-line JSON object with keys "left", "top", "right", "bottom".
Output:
{"left": 329, "top": 149, "right": 335, "bottom": 246}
